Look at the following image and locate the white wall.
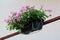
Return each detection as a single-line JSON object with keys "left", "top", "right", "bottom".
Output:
{"left": 0, "top": 0, "right": 60, "bottom": 40}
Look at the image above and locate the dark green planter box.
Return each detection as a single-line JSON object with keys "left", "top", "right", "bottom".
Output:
{"left": 21, "top": 19, "right": 44, "bottom": 34}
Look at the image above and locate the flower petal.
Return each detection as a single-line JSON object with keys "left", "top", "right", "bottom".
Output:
{"left": 45, "top": 9, "right": 53, "bottom": 12}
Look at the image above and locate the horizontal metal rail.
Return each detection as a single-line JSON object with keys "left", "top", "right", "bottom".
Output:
{"left": 0, "top": 16, "right": 60, "bottom": 40}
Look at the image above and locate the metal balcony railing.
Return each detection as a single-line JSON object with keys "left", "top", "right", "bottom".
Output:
{"left": 0, "top": 16, "right": 60, "bottom": 40}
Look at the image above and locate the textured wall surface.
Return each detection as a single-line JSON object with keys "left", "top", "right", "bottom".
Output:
{"left": 0, "top": 0, "right": 60, "bottom": 40}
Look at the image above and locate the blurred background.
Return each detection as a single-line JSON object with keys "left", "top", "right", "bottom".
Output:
{"left": 0, "top": 0, "right": 60, "bottom": 40}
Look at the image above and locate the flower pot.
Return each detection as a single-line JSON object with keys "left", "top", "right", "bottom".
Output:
{"left": 21, "top": 19, "right": 44, "bottom": 34}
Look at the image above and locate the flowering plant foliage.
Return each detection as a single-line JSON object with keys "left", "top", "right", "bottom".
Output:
{"left": 5, "top": 5, "right": 52, "bottom": 32}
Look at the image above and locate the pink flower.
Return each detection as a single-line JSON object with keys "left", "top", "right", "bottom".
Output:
{"left": 17, "top": 11, "right": 22, "bottom": 16}
{"left": 15, "top": 18, "right": 20, "bottom": 22}
{"left": 22, "top": 5, "right": 30, "bottom": 10}
{"left": 4, "top": 17, "right": 12, "bottom": 23}
{"left": 10, "top": 11, "right": 17, "bottom": 15}
{"left": 25, "top": 5, "right": 30, "bottom": 9}
{"left": 20, "top": 9, "right": 23, "bottom": 12}
{"left": 45, "top": 9, "right": 53, "bottom": 12}
{"left": 14, "top": 17, "right": 20, "bottom": 22}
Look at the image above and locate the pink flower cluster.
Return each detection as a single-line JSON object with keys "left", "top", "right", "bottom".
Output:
{"left": 21, "top": 5, "right": 35, "bottom": 11}
{"left": 4, "top": 10, "right": 22, "bottom": 23}
{"left": 4, "top": 16, "right": 12, "bottom": 23}
{"left": 5, "top": 11, "right": 22, "bottom": 23}
{"left": 5, "top": 5, "right": 34, "bottom": 23}
{"left": 4, "top": 5, "right": 53, "bottom": 23}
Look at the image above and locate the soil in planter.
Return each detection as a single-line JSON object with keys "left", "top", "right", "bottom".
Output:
{"left": 21, "top": 19, "right": 44, "bottom": 34}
